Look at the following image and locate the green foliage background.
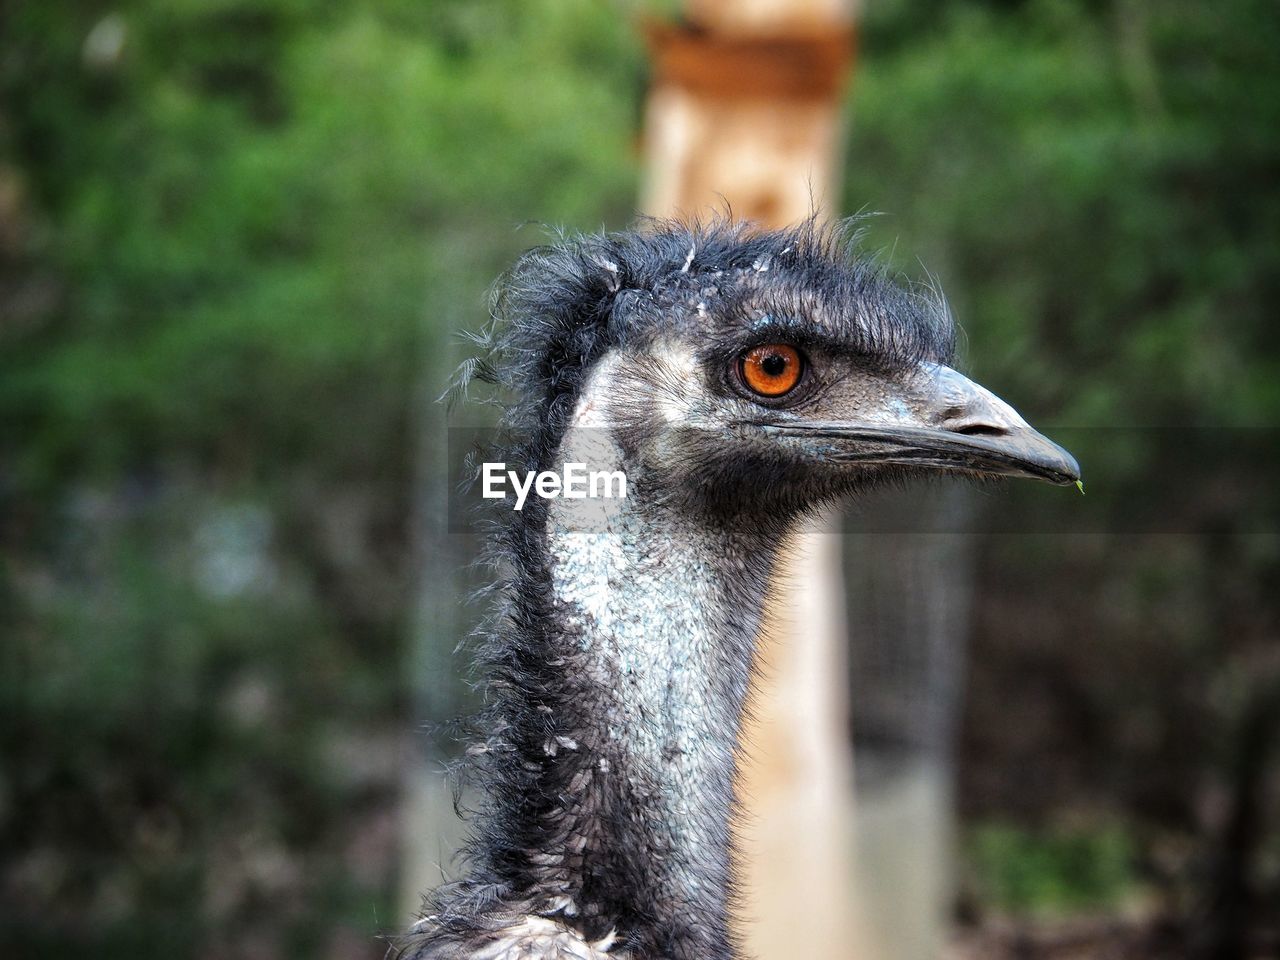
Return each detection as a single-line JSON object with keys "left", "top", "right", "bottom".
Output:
{"left": 2, "top": 1, "right": 1276, "bottom": 957}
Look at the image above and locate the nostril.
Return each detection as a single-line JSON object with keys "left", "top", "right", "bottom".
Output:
{"left": 952, "top": 422, "right": 1009, "bottom": 437}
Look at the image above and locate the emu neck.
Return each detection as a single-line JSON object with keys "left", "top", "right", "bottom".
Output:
{"left": 529, "top": 479, "right": 776, "bottom": 957}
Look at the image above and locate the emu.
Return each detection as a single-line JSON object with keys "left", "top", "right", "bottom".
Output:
{"left": 401, "top": 219, "right": 1079, "bottom": 960}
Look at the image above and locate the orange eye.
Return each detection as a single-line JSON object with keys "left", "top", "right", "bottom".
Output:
{"left": 739, "top": 344, "right": 803, "bottom": 397}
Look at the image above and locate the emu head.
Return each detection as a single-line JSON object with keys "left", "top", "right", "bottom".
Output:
{"left": 484, "top": 220, "right": 1079, "bottom": 525}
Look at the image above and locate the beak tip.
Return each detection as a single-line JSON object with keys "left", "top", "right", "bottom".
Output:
{"left": 1044, "top": 445, "right": 1081, "bottom": 488}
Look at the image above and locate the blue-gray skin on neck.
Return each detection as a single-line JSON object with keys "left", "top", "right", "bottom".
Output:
{"left": 404, "top": 343, "right": 794, "bottom": 959}
{"left": 537, "top": 398, "right": 784, "bottom": 957}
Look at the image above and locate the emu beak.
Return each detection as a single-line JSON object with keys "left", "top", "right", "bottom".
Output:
{"left": 764, "top": 363, "right": 1081, "bottom": 486}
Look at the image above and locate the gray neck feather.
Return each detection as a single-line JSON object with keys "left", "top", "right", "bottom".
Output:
{"left": 539, "top": 434, "right": 778, "bottom": 954}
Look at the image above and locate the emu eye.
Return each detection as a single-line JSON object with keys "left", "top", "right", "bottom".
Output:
{"left": 739, "top": 344, "right": 804, "bottom": 398}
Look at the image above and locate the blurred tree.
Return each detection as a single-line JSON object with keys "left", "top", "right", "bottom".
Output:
{"left": 0, "top": 2, "right": 641, "bottom": 957}
{"left": 840, "top": 0, "right": 1279, "bottom": 951}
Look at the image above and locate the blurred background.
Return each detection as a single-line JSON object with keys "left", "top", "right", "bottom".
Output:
{"left": 2, "top": 1, "right": 1278, "bottom": 958}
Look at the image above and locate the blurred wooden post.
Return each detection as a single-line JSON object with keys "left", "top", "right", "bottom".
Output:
{"left": 640, "top": 3, "right": 869, "bottom": 958}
